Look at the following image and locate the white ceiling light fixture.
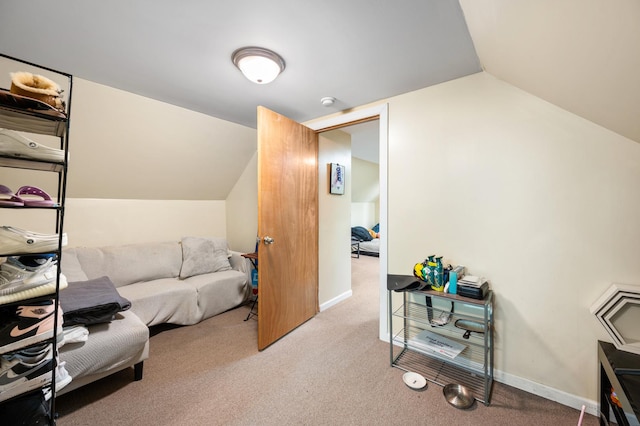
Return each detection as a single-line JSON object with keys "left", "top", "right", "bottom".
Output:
{"left": 321, "top": 97, "right": 336, "bottom": 107}
{"left": 232, "top": 47, "right": 285, "bottom": 85}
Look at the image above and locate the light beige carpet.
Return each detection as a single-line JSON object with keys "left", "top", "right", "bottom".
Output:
{"left": 55, "top": 255, "right": 597, "bottom": 425}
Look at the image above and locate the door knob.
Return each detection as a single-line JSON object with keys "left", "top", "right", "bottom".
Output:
{"left": 263, "top": 236, "right": 274, "bottom": 245}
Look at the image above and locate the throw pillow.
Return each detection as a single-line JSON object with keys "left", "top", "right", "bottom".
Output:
{"left": 179, "top": 236, "right": 232, "bottom": 279}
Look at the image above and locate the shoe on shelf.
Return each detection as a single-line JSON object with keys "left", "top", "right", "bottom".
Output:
{"left": 0, "top": 185, "right": 24, "bottom": 207}
{"left": 0, "top": 343, "right": 53, "bottom": 403}
{"left": 6, "top": 254, "right": 56, "bottom": 270}
{"left": 0, "top": 299, "right": 61, "bottom": 354}
{"left": 0, "top": 274, "right": 67, "bottom": 305}
{"left": 0, "top": 226, "right": 67, "bottom": 255}
{"left": 0, "top": 258, "right": 58, "bottom": 296}
{"left": 0, "top": 128, "right": 65, "bottom": 163}
{"left": 1, "top": 343, "right": 70, "bottom": 402}
{"left": 1, "top": 342, "right": 52, "bottom": 373}
{"left": 15, "top": 186, "right": 56, "bottom": 207}
{"left": 43, "top": 359, "right": 71, "bottom": 400}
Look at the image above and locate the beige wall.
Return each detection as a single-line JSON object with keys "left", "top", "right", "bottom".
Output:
{"left": 318, "top": 130, "right": 352, "bottom": 309}
{"left": 1, "top": 197, "right": 226, "bottom": 248}
{"left": 64, "top": 199, "right": 226, "bottom": 247}
{"left": 384, "top": 72, "right": 640, "bottom": 406}
{"left": 350, "top": 203, "right": 376, "bottom": 228}
{"left": 66, "top": 79, "right": 256, "bottom": 201}
{"left": 351, "top": 156, "right": 379, "bottom": 227}
{"left": 351, "top": 157, "right": 379, "bottom": 203}
{"left": 226, "top": 152, "right": 258, "bottom": 254}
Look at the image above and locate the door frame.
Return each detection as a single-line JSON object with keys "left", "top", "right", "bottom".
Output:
{"left": 306, "top": 103, "right": 389, "bottom": 341}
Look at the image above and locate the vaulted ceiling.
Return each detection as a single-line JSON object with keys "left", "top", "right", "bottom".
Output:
{"left": 0, "top": 0, "right": 638, "bottom": 144}
{"left": 460, "top": 0, "right": 640, "bottom": 144}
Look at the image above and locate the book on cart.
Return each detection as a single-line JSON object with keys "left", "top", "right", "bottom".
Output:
{"left": 457, "top": 276, "right": 490, "bottom": 300}
{"left": 408, "top": 329, "right": 466, "bottom": 359}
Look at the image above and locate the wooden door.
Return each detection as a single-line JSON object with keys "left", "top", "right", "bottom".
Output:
{"left": 257, "top": 106, "right": 319, "bottom": 350}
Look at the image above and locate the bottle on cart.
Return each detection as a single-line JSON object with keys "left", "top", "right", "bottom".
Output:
{"left": 424, "top": 255, "right": 436, "bottom": 287}
{"left": 431, "top": 256, "right": 445, "bottom": 291}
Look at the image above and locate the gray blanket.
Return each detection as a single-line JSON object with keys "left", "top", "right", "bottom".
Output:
{"left": 60, "top": 276, "right": 131, "bottom": 326}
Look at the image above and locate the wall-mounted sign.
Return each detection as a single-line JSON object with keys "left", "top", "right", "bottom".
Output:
{"left": 330, "top": 163, "right": 345, "bottom": 195}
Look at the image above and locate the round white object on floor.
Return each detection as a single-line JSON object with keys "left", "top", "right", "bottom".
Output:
{"left": 402, "top": 371, "right": 427, "bottom": 390}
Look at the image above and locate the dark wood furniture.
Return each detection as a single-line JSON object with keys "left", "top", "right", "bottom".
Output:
{"left": 598, "top": 340, "right": 640, "bottom": 425}
{"left": 242, "top": 252, "right": 258, "bottom": 321}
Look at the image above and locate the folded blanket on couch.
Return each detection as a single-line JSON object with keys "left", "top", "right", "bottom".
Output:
{"left": 60, "top": 276, "right": 131, "bottom": 327}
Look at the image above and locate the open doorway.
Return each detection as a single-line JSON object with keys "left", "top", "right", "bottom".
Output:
{"left": 308, "top": 103, "right": 389, "bottom": 342}
{"left": 316, "top": 120, "right": 380, "bottom": 316}
{"left": 342, "top": 121, "right": 381, "bottom": 314}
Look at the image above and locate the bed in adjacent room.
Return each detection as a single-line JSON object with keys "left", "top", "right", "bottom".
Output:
{"left": 351, "top": 225, "right": 380, "bottom": 257}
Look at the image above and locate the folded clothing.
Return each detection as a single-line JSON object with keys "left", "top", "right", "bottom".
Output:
{"left": 59, "top": 276, "right": 131, "bottom": 327}
{"left": 62, "top": 325, "right": 89, "bottom": 344}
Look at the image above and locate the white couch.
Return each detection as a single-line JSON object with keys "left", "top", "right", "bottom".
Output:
{"left": 57, "top": 238, "right": 251, "bottom": 395}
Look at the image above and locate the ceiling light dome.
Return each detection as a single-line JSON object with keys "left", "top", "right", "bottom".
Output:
{"left": 232, "top": 47, "right": 285, "bottom": 84}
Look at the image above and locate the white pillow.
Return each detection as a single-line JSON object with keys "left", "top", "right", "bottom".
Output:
{"left": 179, "top": 236, "right": 231, "bottom": 279}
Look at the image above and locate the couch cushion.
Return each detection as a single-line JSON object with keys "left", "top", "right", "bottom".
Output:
{"left": 179, "top": 236, "right": 231, "bottom": 279}
{"left": 117, "top": 278, "right": 198, "bottom": 326}
{"left": 60, "top": 249, "right": 89, "bottom": 282}
{"left": 59, "top": 310, "right": 148, "bottom": 379}
{"left": 182, "top": 270, "right": 249, "bottom": 322}
{"left": 72, "top": 242, "right": 182, "bottom": 287}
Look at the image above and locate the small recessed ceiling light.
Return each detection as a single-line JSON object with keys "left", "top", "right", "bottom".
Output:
{"left": 232, "top": 47, "right": 285, "bottom": 84}
{"left": 321, "top": 96, "right": 336, "bottom": 106}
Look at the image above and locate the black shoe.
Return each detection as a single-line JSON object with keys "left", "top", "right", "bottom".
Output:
{"left": 0, "top": 299, "right": 56, "bottom": 354}
{"left": 0, "top": 344, "right": 53, "bottom": 403}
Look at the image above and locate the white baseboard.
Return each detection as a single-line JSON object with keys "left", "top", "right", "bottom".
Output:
{"left": 495, "top": 369, "right": 599, "bottom": 418}
{"left": 319, "top": 290, "right": 352, "bottom": 312}
{"left": 379, "top": 333, "right": 599, "bottom": 417}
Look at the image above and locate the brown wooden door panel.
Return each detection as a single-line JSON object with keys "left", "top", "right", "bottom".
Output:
{"left": 257, "top": 106, "right": 318, "bottom": 350}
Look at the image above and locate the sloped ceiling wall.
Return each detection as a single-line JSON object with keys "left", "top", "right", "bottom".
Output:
{"left": 2, "top": 1, "right": 638, "bottom": 203}
{"left": 460, "top": 0, "right": 640, "bottom": 144}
